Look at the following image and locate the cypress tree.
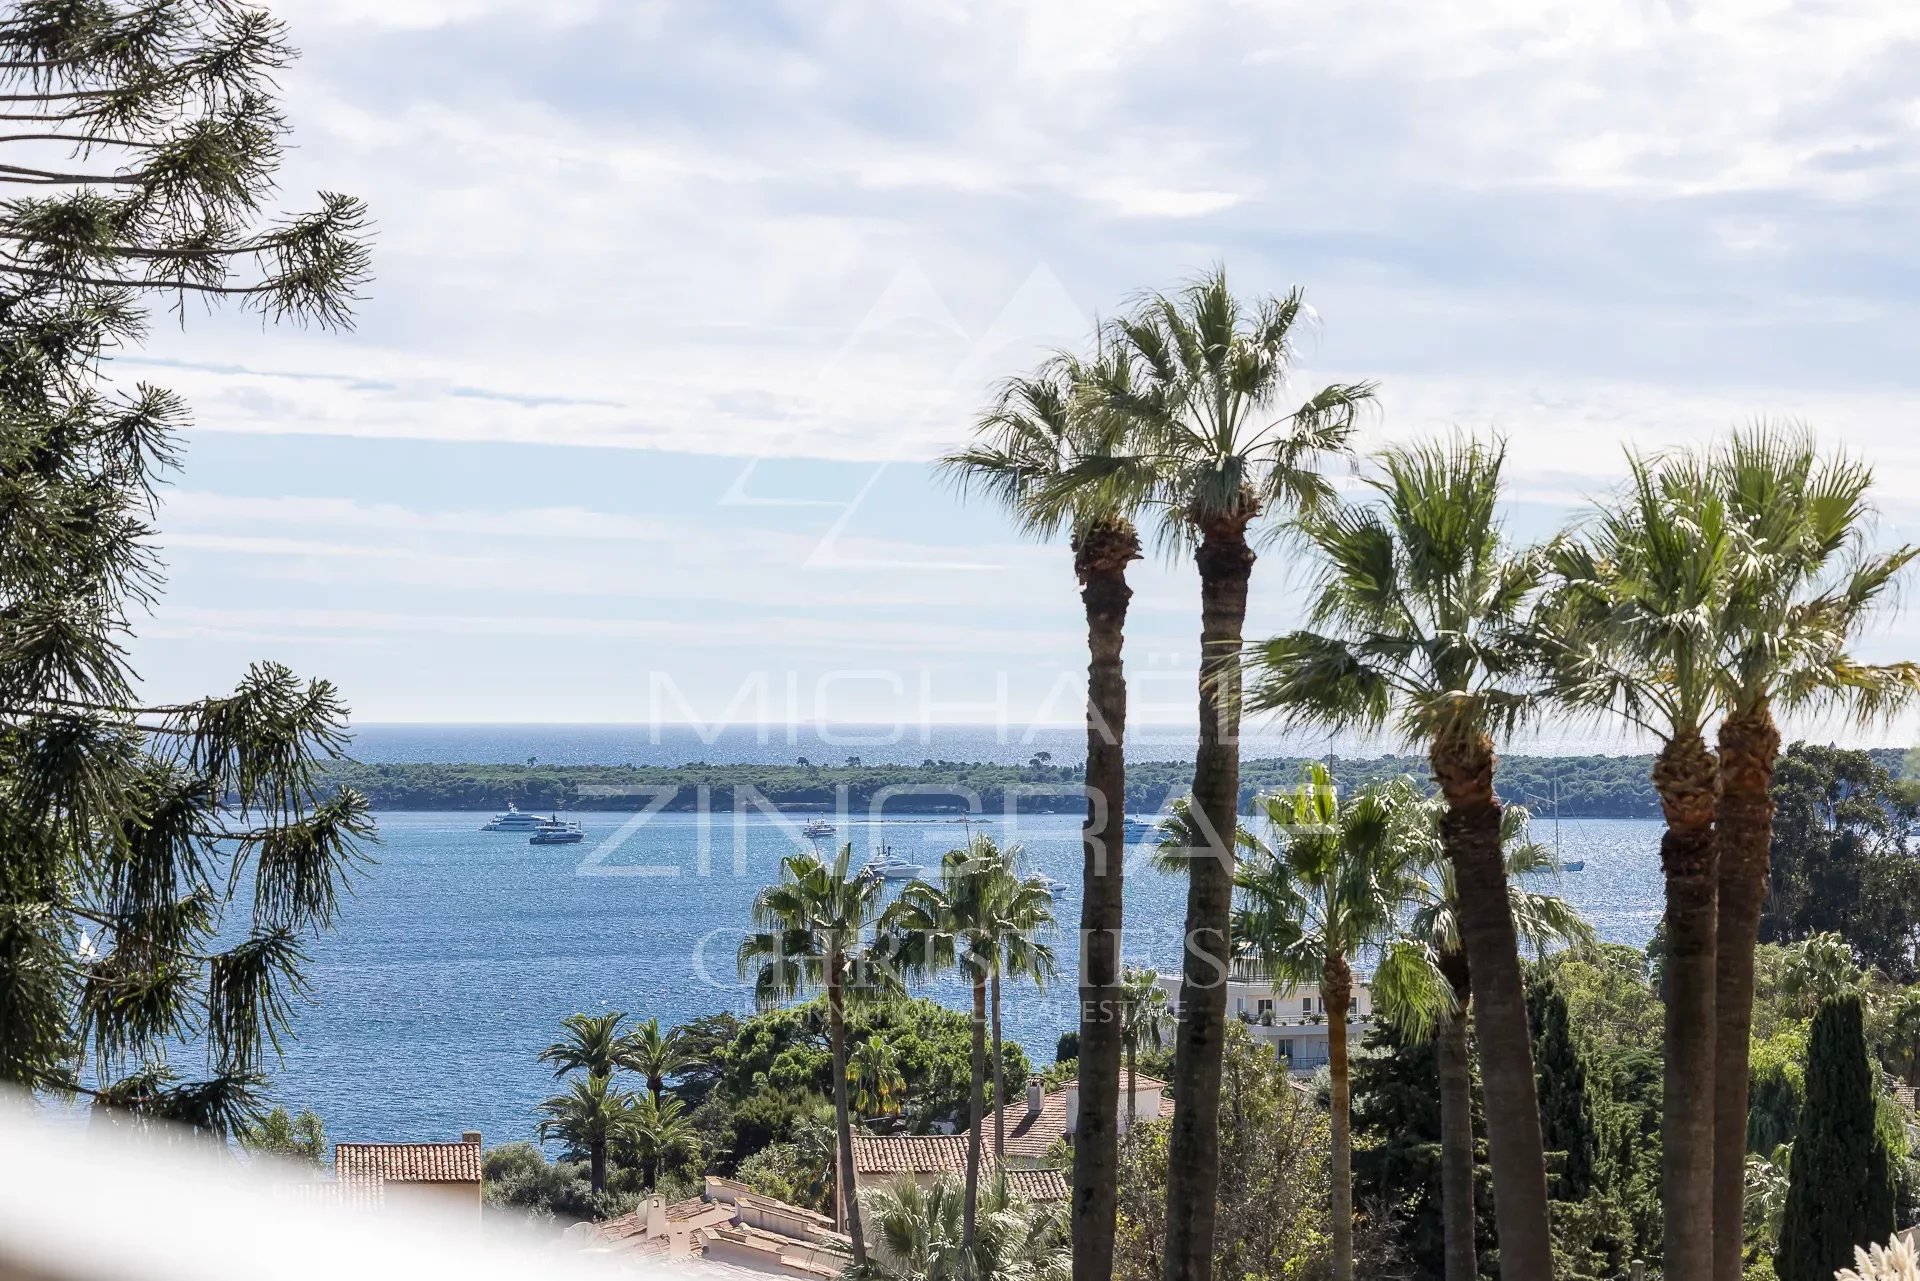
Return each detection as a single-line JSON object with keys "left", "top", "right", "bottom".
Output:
{"left": 1776, "top": 995, "right": 1895, "bottom": 1281}
{"left": 1529, "top": 972, "right": 1601, "bottom": 1200}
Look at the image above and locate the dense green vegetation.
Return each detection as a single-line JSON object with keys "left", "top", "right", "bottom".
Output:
{"left": 319, "top": 749, "right": 1913, "bottom": 818}
{"left": 1763, "top": 745, "right": 1920, "bottom": 981}
{"left": 1776, "top": 996, "right": 1896, "bottom": 1281}
{"left": 487, "top": 995, "right": 1031, "bottom": 1224}
{"left": 0, "top": 0, "right": 374, "bottom": 1133}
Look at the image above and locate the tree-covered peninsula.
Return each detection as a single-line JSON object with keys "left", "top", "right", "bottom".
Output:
{"left": 315, "top": 748, "right": 1905, "bottom": 818}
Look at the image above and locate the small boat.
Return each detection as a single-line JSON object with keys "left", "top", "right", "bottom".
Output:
{"left": 861, "top": 850, "right": 924, "bottom": 880}
{"left": 482, "top": 803, "right": 550, "bottom": 832}
{"left": 529, "top": 819, "right": 585, "bottom": 845}
{"left": 802, "top": 819, "right": 836, "bottom": 839}
{"left": 1032, "top": 872, "right": 1070, "bottom": 895}
{"left": 1561, "top": 860, "right": 1585, "bottom": 872}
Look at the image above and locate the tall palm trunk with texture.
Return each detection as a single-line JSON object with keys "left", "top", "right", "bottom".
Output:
{"left": 1712, "top": 706, "right": 1778, "bottom": 1281}
{"left": 1074, "top": 518, "right": 1137, "bottom": 1281}
{"left": 1126, "top": 1034, "right": 1139, "bottom": 1126}
{"left": 965, "top": 968, "right": 987, "bottom": 1250}
{"left": 991, "top": 969, "right": 1006, "bottom": 1163}
{"left": 1325, "top": 953, "right": 1357, "bottom": 1281}
{"left": 1429, "top": 729, "right": 1554, "bottom": 1279}
{"left": 1165, "top": 516, "right": 1254, "bottom": 1281}
{"left": 1436, "top": 955, "right": 1478, "bottom": 1281}
{"left": 828, "top": 973, "right": 867, "bottom": 1264}
{"left": 589, "top": 1136, "right": 607, "bottom": 1194}
{"left": 1656, "top": 726, "right": 1720, "bottom": 1281}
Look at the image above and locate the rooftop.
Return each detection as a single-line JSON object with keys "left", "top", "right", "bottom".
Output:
{"left": 1000, "top": 1167, "right": 1070, "bottom": 1202}
{"left": 850, "top": 1133, "right": 972, "bottom": 1175}
{"left": 334, "top": 1140, "right": 482, "bottom": 1184}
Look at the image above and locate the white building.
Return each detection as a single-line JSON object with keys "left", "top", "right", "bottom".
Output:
{"left": 1156, "top": 962, "right": 1372, "bottom": 1074}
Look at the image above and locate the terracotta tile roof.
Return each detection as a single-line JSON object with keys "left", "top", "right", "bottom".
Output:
{"left": 1122, "top": 1075, "right": 1168, "bottom": 1091}
{"left": 667, "top": 1196, "right": 725, "bottom": 1224}
{"left": 1001, "top": 1167, "right": 1069, "bottom": 1202}
{"left": 267, "top": 1177, "right": 386, "bottom": 1211}
{"left": 983, "top": 1090, "right": 1073, "bottom": 1161}
{"left": 583, "top": 1188, "right": 848, "bottom": 1275}
{"left": 851, "top": 1133, "right": 972, "bottom": 1174}
{"left": 334, "top": 1140, "right": 481, "bottom": 1183}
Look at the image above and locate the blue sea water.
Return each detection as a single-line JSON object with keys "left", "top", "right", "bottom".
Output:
{"left": 264, "top": 804, "right": 1667, "bottom": 1150}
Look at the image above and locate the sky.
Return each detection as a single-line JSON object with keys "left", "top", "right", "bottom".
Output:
{"left": 121, "top": 0, "right": 1920, "bottom": 743}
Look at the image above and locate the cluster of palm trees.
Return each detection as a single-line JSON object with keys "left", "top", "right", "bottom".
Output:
{"left": 943, "top": 266, "right": 1920, "bottom": 1281}
{"left": 1213, "top": 764, "right": 1588, "bottom": 1281}
{"left": 739, "top": 834, "right": 1059, "bottom": 1268}
{"left": 535, "top": 1011, "right": 694, "bottom": 1194}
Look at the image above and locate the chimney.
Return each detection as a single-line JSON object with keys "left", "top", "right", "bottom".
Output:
{"left": 1026, "top": 1076, "right": 1044, "bottom": 1117}
{"left": 644, "top": 1194, "right": 668, "bottom": 1238}
{"left": 460, "top": 1130, "right": 482, "bottom": 1146}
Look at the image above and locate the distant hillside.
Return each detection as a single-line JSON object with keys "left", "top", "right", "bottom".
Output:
{"left": 315, "top": 748, "right": 1909, "bottom": 818}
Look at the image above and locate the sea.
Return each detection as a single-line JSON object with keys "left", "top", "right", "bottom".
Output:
{"left": 253, "top": 725, "right": 1668, "bottom": 1150}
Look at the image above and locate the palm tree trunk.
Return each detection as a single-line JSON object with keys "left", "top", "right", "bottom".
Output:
{"left": 992, "top": 968, "right": 1007, "bottom": 1163}
{"left": 966, "top": 971, "right": 987, "bottom": 1250}
{"left": 1713, "top": 707, "right": 1778, "bottom": 1281}
{"left": 1436, "top": 958, "right": 1478, "bottom": 1281}
{"left": 1127, "top": 1036, "right": 1138, "bottom": 1126}
{"left": 1074, "top": 518, "right": 1137, "bottom": 1281}
{"left": 1164, "top": 521, "right": 1253, "bottom": 1281}
{"left": 590, "top": 1138, "right": 607, "bottom": 1194}
{"left": 828, "top": 973, "right": 867, "bottom": 1265}
{"left": 1429, "top": 729, "right": 1554, "bottom": 1281}
{"left": 1325, "top": 954, "right": 1356, "bottom": 1281}
{"left": 1655, "top": 724, "right": 1721, "bottom": 1281}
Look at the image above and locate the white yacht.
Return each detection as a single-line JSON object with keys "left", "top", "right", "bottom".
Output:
{"left": 529, "top": 820, "right": 584, "bottom": 845}
{"left": 482, "top": 803, "right": 550, "bottom": 832}
{"left": 861, "top": 850, "right": 924, "bottom": 880}
{"left": 802, "top": 819, "right": 836, "bottom": 839}
{"left": 1032, "top": 871, "right": 1070, "bottom": 895}
{"left": 1122, "top": 817, "right": 1160, "bottom": 842}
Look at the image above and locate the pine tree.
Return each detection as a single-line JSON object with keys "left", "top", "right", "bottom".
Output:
{"left": 1776, "top": 995, "right": 1895, "bottom": 1281}
{"left": 1528, "top": 972, "right": 1601, "bottom": 1201}
{"left": 0, "top": 0, "right": 373, "bottom": 1134}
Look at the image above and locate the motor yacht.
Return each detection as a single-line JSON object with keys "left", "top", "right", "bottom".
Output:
{"left": 482, "top": 803, "right": 550, "bottom": 832}
{"left": 860, "top": 850, "right": 923, "bottom": 880}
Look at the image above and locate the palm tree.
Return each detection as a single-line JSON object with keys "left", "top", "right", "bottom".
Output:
{"left": 1705, "top": 427, "right": 1920, "bottom": 1281}
{"left": 1534, "top": 448, "right": 1737, "bottom": 1281}
{"left": 1779, "top": 933, "right": 1867, "bottom": 1016}
{"left": 536, "top": 1073, "right": 635, "bottom": 1194}
{"left": 739, "top": 843, "right": 896, "bottom": 1265}
{"left": 888, "top": 836, "right": 1055, "bottom": 1251}
{"left": 942, "top": 347, "right": 1140, "bottom": 1281}
{"left": 1231, "top": 765, "right": 1438, "bottom": 1281}
{"left": 538, "top": 1011, "right": 639, "bottom": 1080}
{"left": 983, "top": 853, "right": 1058, "bottom": 1164}
{"left": 1882, "top": 990, "right": 1920, "bottom": 1089}
{"left": 627, "top": 1093, "right": 694, "bottom": 1191}
{"left": 855, "top": 1173, "right": 1073, "bottom": 1281}
{"left": 850, "top": 1036, "right": 906, "bottom": 1119}
{"left": 1116, "top": 968, "right": 1174, "bottom": 1125}
{"left": 628, "top": 1016, "right": 688, "bottom": 1108}
{"left": 1248, "top": 436, "right": 1557, "bottom": 1279}
{"left": 1386, "top": 803, "right": 1594, "bottom": 1281}
{"left": 1067, "top": 269, "right": 1373, "bottom": 1281}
